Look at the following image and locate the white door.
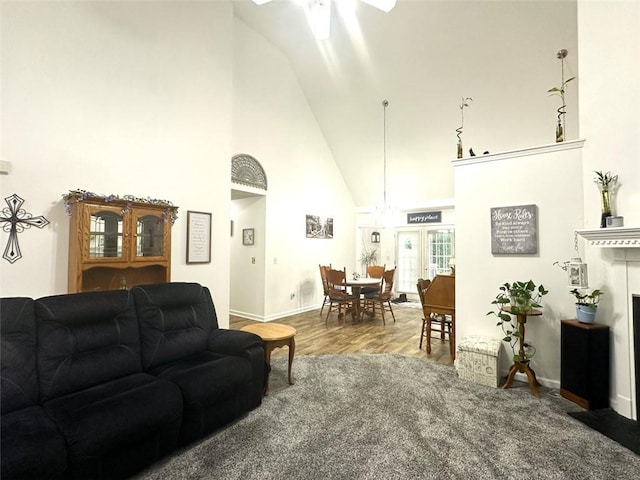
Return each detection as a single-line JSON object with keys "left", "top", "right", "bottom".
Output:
{"left": 395, "top": 229, "right": 422, "bottom": 296}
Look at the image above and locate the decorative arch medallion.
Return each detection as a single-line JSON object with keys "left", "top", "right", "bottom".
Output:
{"left": 231, "top": 154, "right": 267, "bottom": 190}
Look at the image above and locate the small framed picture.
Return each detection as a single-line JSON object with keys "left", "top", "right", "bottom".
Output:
{"left": 242, "top": 228, "right": 254, "bottom": 246}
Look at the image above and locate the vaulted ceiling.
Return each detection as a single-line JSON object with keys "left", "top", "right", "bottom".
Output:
{"left": 232, "top": 0, "right": 578, "bottom": 209}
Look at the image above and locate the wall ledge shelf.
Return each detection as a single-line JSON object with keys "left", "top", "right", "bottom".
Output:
{"left": 452, "top": 139, "right": 586, "bottom": 167}
{"left": 576, "top": 227, "right": 640, "bottom": 248}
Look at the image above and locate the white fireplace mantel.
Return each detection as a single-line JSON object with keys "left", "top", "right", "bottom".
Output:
{"left": 576, "top": 227, "right": 640, "bottom": 248}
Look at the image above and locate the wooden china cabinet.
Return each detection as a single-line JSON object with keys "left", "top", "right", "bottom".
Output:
{"left": 65, "top": 191, "right": 178, "bottom": 293}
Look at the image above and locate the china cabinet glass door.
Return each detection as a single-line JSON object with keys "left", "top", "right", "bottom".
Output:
{"left": 88, "top": 209, "right": 125, "bottom": 260}
{"left": 131, "top": 209, "right": 167, "bottom": 261}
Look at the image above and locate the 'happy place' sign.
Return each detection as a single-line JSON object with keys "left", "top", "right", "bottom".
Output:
{"left": 407, "top": 211, "right": 442, "bottom": 224}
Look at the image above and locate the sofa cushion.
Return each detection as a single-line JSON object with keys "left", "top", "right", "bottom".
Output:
{"left": 132, "top": 282, "right": 218, "bottom": 370}
{"left": 35, "top": 290, "right": 143, "bottom": 401}
{"left": 1, "top": 297, "right": 39, "bottom": 413}
{"left": 150, "top": 351, "right": 253, "bottom": 444}
{"left": 1, "top": 405, "right": 67, "bottom": 480}
{"left": 43, "top": 372, "right": 183, "bottom": 479}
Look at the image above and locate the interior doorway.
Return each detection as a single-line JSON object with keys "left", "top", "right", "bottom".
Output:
{"left": 230, "top": 189, "right": 266, "bottom": 320}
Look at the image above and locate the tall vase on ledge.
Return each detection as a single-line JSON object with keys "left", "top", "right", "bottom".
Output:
{"left": 594, "top": 170, "right": 617, "bottom": 228}
{"left": 555, "top": 119, "right": 564, "bottom": 143}
{"left": 548, "top": 49, "right": 574, "bottom": 144}
{"left": 599, "top": 185, "right": 611, "bottom": 228}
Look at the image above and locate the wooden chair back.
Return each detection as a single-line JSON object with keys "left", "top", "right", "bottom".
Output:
{"left": 326, "top": 268, "right": 347, "bottom": 292}
{"left": 417, "top": 278, "right": 431, "bottom": 310}
{"left": 379, "top": 268, "right": 396, "bottom": 299}
{"left": 319, "top": 264, "right": 332, "bottom": 295}
{"left": 366, "top": 264, "right": 386, "bottom": 279}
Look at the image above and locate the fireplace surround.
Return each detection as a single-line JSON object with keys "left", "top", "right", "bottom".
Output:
{"left": 634, "top": 295, "right": 639, "bottom": 422}
{"left": 578, "top": 227, "right": 640, "bottom": 421}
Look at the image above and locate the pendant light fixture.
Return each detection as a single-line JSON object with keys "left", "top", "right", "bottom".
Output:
{"left": 382, "top": 99, "right": 389, "bottom": 212}
{"left": 371, "top": 99, "right": 389, "bottom": 243}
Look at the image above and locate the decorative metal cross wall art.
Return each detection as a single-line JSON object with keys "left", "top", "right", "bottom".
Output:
{"left": 0, "top": 194, "right": 50, "bottom": 263}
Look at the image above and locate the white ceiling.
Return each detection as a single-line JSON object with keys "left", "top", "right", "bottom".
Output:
{"left": 232, "top": 0, "right": 579, "bottom": 209}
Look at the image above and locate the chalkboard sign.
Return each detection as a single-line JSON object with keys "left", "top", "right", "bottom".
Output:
{"left": 490, "top": 204, "right": 538, "bottom": 255}
{"left": 407, "top": 211, "right": 441, "bottom": 224}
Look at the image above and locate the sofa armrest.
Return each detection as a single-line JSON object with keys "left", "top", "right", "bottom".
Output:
{"left": 208, "top": 329, "right": 265, "bottom": 408}
{"left": 208, "top": 329, "right": 262, "bottom": 356}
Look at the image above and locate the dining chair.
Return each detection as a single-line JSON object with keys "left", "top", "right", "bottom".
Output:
{"left": 360, "top": 264, "right": 386, "bottom": 296}
{"left": 417, "top": 277, "right": 454, "bottom": 356}
{"left": 324, "top": 268, "right": 355, "bottom": 324}
{"left": 363, "top": 267, "right": 396, "bottom": 325}
{"left": 318, "top": 264, "right": 332, "bottom": 316}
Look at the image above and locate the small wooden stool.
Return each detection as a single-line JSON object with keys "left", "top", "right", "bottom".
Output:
{"left": 240, "top": 322, "right": 296, "bottom": 395}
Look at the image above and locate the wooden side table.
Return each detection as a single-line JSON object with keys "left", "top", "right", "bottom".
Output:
{"left": 502, "top": 307, "right": 542, "bottom": 397}
{"left": 240, "top": 322, "right": 296, "bottom": 395}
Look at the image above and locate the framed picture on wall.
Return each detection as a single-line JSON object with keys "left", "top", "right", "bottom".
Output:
{"left": 242, "top": 228, "right": 255, "bottom": 246}
{"left": 186, "top": 211, "right": 212, "bottom": 264}
{"left": 305, "top": 214, "right": 333, "bottom": 239}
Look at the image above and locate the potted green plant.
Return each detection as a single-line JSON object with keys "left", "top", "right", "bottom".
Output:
{"left": 486, "top": 280, "right": 548, "bottom": 361}
{"left": 570, "top": 287, "right": 603, "bottom": 324}
{"left": 360, "top": 248, "right": 378, "bottom": 268}
{"left": 593, "top": 170, "right": 618, "bottom": 228}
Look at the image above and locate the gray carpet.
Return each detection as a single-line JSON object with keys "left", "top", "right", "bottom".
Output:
{"left": 136, "top": 354, "right": 640, "bottom": 479}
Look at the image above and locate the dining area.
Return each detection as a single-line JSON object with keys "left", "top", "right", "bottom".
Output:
{"left": 319, "top": 264, "right": 397, "bottom": 325}
{"left": 318, "top": 264, "right": 456, "bottom": 360}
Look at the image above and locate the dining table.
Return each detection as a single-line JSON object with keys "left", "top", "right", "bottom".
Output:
{"left": 339, "top": 277, "right": 382, "bottom": 319}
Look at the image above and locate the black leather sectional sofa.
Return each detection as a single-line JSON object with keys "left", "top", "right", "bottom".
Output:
{"left": 1, "top": 282, "right": 265, "bottom": 479}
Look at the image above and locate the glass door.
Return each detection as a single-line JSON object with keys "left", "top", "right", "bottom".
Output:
{"left": 85, "top": 205, "right": 128, "bottom": 263}
{"left": 131, "top": 208, "right": 168, "bottom": 262}
{"left": 426, "top": 228, "right": 455, "bottom": 279}
{"left": 395, "top": 226, "right": 455, "bottom": 299}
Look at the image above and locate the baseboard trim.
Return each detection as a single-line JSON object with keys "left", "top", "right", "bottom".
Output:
{"left": 230, "top": 304, "right": 321, "bottom": 323}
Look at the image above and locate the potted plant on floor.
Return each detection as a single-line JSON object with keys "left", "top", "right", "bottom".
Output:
{"left": 570, "top": 287, "right": 603, "bottom": 324}
{"left": 487, "top": 280, "right": 548, "bottom": 361}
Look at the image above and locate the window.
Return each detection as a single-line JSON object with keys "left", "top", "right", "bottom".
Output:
{"left": 427, "top": 229, "right": 454, "bottom": 279}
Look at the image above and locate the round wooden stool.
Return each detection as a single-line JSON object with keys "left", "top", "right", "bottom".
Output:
{"left": 240, "top": 322, "right": 296, "bottom": 395}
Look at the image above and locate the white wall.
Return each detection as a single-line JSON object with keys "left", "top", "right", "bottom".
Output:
{"left": 0, "top": 2, "right": 355, "bottom": 325}
{"left": 231, "top": 19, "right": 356, "bottom": 320}
{"left": 454, "top": 1, "right": 640, "bottom": 419}
{"left": 577, "top": 0, "right": 640, "bottom": 418}
{"left": 1, "top": 1, "right": 234, "bottom": 325}
{"left": 454, "top": 142, "right": 585, "bottom": 388}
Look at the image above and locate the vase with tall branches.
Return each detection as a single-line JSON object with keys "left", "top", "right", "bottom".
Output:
{"left": 455, "top": 97, "right": 472, "bottom": 158}
{"left": 548, "top": 49, "right": 575, "bottom": 142}
{"left": 594, "top": 170, "right": 618, "bottom": 228}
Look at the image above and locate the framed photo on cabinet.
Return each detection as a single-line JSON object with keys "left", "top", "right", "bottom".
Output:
{"left": 186, "top": 211, "right": 212, "bottom": 264}
{"left": 242, "top": 228, "right": 255, "bottom": 246}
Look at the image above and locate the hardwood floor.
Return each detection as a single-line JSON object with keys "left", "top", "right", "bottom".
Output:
{"left": 230, "top": 301, "right": 454, "bottom": 366}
